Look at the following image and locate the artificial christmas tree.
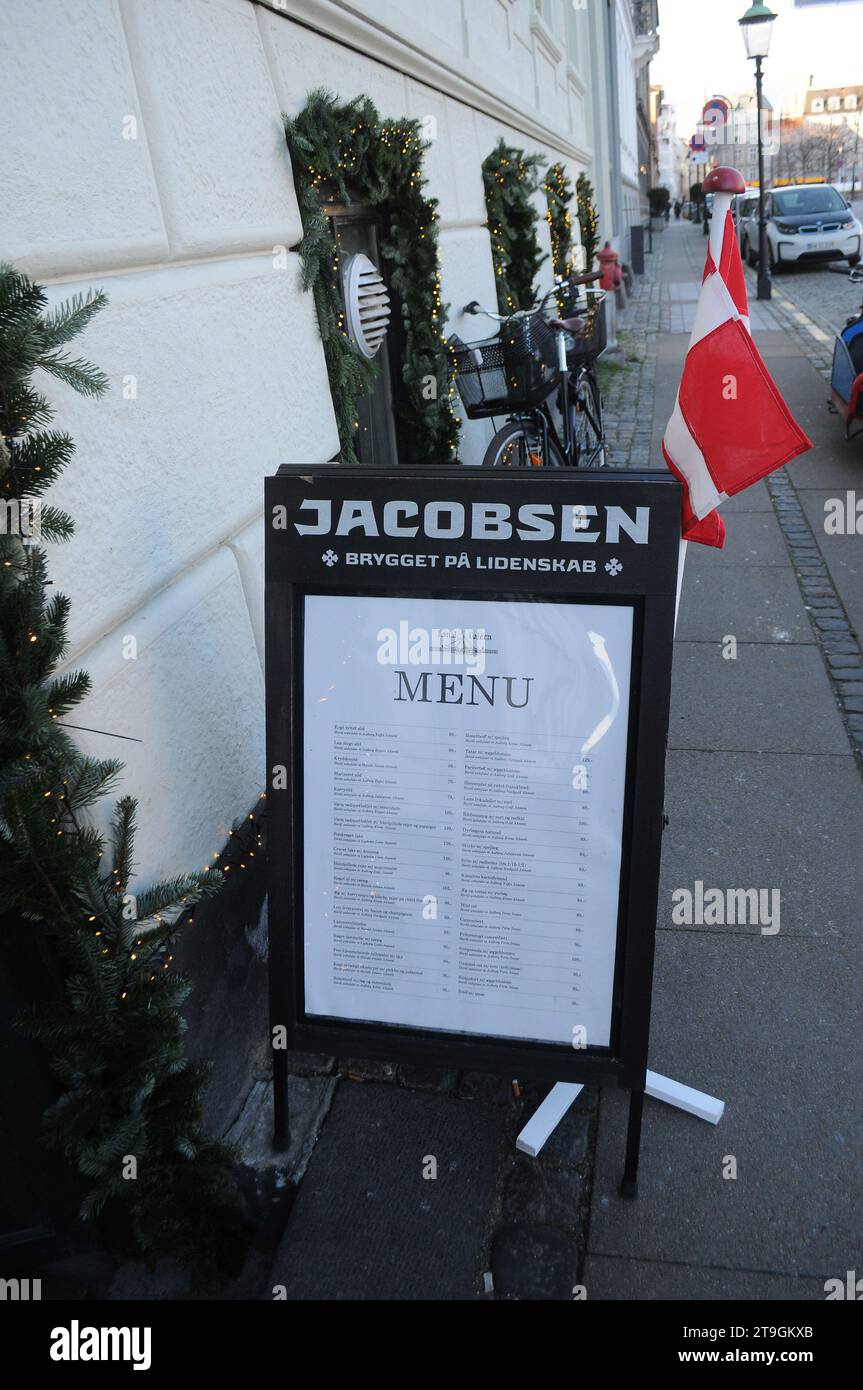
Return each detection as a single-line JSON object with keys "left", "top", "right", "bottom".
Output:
{"left": 482, "top": 140, "right": 546, "bottom": 313}
{"left": 285, "top": 89, "right": 459, "bottom": 466}
{"left": 0, "top": 263, "right": 245, "bottom": 1280}
{"left": 545, "top": 162, "right": 576, "bottom": 279}
{"left": 576, "top": 172, "right": 600, "bottom": 272}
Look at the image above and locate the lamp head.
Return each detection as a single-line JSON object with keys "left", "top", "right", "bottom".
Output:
{"left": 739, "top": 2, "right": 776, "bottom": 60}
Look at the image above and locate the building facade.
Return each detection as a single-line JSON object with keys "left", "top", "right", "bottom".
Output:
{"left": 632, "top": 2, "right": 661, "bottom": 208}
{"left": 656, "top": 99, "right": 688, "bottom": 199}
{"left": 3, "top": 0, "right": 657, "bottom": 883}
{"left": 801, "top": 85, "right": 863, "bottom": 190}
{"left": 705, "top": 92, "right": 776, "bottom": 190}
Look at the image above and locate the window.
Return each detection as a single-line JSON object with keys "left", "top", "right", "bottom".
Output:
{"left": 773, "top": 186, "right": 847, "bottom": 216}
{"left": 535, "top": 0, "right": 563, "bottom": 31}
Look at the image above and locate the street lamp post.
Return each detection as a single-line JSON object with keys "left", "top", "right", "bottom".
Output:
{"left": 739, "top": 3, "right": 777, "bottom": 301}
{"left": 753, "top": 53, "right": 770, "bottom": 296}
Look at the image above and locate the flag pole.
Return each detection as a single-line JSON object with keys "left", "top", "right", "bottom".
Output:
{"left": 674, "top": 539, "right": 687, "bottom": 636}
{"left": 672, "top": 178, "right": 735, "bottom": 634}
{"left": 707, "top": 186, "right": 735, "bottom": 267}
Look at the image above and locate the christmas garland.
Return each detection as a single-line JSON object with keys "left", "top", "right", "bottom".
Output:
{"left": 0, "top": 263, "right": 245, "bottom": 1281}
{"left": 284, "top": 90, "right": 459, "bottom": 466}
{"left": 576, "top": 172, "right": 600, "bottom": 271}
{"left": 544, "top": 162, "right": 576, "bottom": 278}
{"left": 482, "top": 140, "right": 546, "bottom": 313}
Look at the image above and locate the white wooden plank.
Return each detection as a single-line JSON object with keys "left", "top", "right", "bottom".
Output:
{"left": 515, "top": 1082, "right": 584, "bottom": 1157}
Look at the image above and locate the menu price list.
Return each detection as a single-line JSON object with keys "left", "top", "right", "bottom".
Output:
{"left": 302, "top": 594, "right": 631, "bottom": 1048}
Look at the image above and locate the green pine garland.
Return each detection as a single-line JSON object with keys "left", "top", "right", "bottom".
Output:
{"left": 544, "top": 162, "right": 576, "bottom": 279}
{"left": 284, "top": 89, "right": 459, "bottom": 466}
{"left": 482, "top": 140, "right": 546, "bottom": 313}
{"left": 576, "top": 172, "right": 600, "bottom": 271}
{"left": 0, "top": 263, "right": 246, "bottom": 1281}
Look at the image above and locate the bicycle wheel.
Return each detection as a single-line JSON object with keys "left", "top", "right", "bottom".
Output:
{"left": 481, "top": 417, "right": 566, "bottom": 468}
{"left": 568, "top": 370, "right": 606, "bottom": 467}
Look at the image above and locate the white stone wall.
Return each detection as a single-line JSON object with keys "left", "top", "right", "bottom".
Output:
{"left": 3, "top": 0, "right": 624, "bottom": 884}
{"left": 657, "top": 105, "right": 679, "bottom": 195}
{"left": 615, "top": 2, "right": 640, "bottom": 191}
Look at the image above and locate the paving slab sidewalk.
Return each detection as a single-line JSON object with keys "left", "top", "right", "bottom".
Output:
{"left": 584, "top": 219, "right": 863, "bottom": 1301}
{"left": 262, "top": 224, "right": 862, "bottom": 1301}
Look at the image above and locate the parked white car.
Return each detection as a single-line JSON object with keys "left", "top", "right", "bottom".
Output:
{"left": 740, "top": 183, "right": 861, "bottom": 271}
{"left": 733, "top": 192, "right": 758, "bottom": 244}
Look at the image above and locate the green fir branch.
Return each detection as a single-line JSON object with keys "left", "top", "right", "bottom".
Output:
{"left": 482, "top": 139, "right": 546, "bottom": 313}
{"left": 576, "top": 172, "right": 600, "bottom": 271}
{"left": 545, "top": 162, "right": 576, "bottom": 279}
{"left": 37, "top": 351, "right": 109, "bottom": 397}
{"left": 40, "top": 289, "right": 109, "bottom": 349}
{"left": 284, "top": 89, "right": 460, "bottom": 465}
{"left": 1, "top": 261, "right": 246, "bottom": 1283}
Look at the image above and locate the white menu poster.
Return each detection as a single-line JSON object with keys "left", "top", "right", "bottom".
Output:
{"left": 302, "top": 595, "right": 633, "bottom": 1048}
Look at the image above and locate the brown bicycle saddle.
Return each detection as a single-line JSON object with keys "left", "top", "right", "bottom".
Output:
{"left": 548, "top": 316, "right": 587, "bottom": 333}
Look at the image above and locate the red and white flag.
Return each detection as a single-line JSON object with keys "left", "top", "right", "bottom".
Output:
{"left": 663, "top": 200, "right": 812, "bottom": 548}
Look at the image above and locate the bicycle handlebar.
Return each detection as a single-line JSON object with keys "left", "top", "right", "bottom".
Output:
{"left": 463, "top": 274, "right": 604, "bottom": 323}
{"left": 461, "top": 300, "right": 509, "bottom": 322}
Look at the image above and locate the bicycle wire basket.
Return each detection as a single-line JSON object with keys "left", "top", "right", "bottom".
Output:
{"left": 552, "top": 285, "right": 607, "bottom": 368}
{"left": 449, "top": 311, "right": 559, "bottom": 419}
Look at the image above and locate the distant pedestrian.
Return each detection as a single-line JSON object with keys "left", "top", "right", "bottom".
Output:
{"left": 674, "top": 199, "right": 682, "bottom": 220}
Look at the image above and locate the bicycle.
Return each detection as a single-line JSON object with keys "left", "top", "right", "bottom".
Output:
{"left": 449, "top": 272, "right": 607, "bottom": 469}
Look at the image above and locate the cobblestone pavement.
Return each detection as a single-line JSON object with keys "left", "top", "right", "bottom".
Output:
{"left": 598, "top": 228, "right": 665, "bottom": 468}
{"left": 268, "top": 1058, "right": 600, "bottom": 1300}
{"left": 742, "top": 265, "right": 839, "bottom": 385}
{"left": 602, "top": 213, "right": 863, "bottom": 469}
{"left": 757, "top": 195, "right": 863, "bottom": 355}
{"left": 601, "top": 221, "right": 793, "bottom": 471}
{"left": 769, "top": 266, "right": 863, "bottom": 360}
{"left": 735, "top": 196, "right": 863, "bottom": 385}
{"left": 599, "top": 221, "right": 780, "bottom": 469}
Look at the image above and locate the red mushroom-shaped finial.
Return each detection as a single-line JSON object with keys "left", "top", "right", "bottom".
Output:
{"left": 703, "top": 166, "right": 746, "bottom": 195}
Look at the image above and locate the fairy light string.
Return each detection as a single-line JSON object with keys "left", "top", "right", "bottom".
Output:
{"left": 285, "top": 90, "right": 460, "bottom": 464}
{"left": 576, "top": 171, "right": 600, "bottom": 272}
{"left": 544, "top": 161, "right": 576, "bottom": 281}
{"left": 482, "top": 139, "right": 546, "bottom": 314}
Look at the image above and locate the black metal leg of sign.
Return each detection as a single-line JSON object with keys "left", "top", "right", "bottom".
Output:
{"left": 273, "top": 1050, "right": 290, "bottom": 1152}
{"left": 620, "top": 1087, "right": 644, "bottom": 1199}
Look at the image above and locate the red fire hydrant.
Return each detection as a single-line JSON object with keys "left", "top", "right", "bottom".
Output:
{"left": 598, "top": 242, "right": 623, "bottom": 292}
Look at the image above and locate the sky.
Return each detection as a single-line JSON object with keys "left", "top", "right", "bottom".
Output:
{"left": 651, "top": 0, "right": 863, "bottom": 138}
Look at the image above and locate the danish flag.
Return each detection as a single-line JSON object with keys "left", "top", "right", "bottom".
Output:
{"left": 662, "top": 168, "right": 812, "bottom": 548}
